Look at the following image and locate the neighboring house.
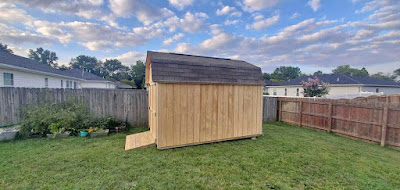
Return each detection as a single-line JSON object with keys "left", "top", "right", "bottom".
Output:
{"left": 0, "top": 51, "right": 115, "bottom": 89}
{"left": 265, "top": 74, "right": 400, "bottom": 98}
{"left": 115, "top": 81, "right": 133, "bottom": 89}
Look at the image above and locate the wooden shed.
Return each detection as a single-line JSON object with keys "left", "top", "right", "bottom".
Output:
{"left": 125, "top": 51, "right": 264, "bottom": 150}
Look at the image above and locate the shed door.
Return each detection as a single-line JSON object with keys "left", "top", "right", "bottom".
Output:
{"left": 148, "top": 83, "right": 157, "bottom": 140}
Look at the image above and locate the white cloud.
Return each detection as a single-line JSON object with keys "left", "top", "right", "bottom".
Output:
{"left": 241, "top": 0, "right": 279, "bottom": 12}
{"left": 163, "top": 12, "right": 208, "bottom": 33}
{"left": 290, "top": 12, "right": 300, "bottom": 19}
{"left": 106, "top": 51, "right": 146, "bottom": 66}
{"left": 216, "top": 6, "right": 242, "bottom": 17}
{"left": 133, "top": 26, "right": 164, "bottom": 39}
{"left": 168, "top": 0, "right": 194, "bottom": 9}
{"left": 248, "top": 14, "right": 280, "bottom": 30}
{"left": 224, "top": 19, "right": 240, "bottom": 25}
{"left": 163, "top": 33, "right": 184, "bottom": 45}
{"left": 59, "top": 21, "right": 147, "bottom": 50}
{"left": 307, "top": 0, "right": 321, "bottom": 12}
{"left": 109, "top": 0, "right": 174, "bottom": 25}
{"left": 0, "top": 23, "right": 55, "bottom": 45}
{"left": 10, "top": 0, "right": 104, "bottom": 19}
{"left": 0, "top": 4, "right": 35, "bottom": 26}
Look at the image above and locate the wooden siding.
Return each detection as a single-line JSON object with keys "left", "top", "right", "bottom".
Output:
{"left": 156, "top": 83, "right": 263, "bottom": 149}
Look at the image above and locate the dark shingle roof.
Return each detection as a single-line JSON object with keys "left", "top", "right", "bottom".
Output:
{"left": 63, "top": 69, "right": 108, "bottom": 81}
{"left": 0, "top": 51, "right": 108, "bottom": 81}
{"left": 266, "top": 74, "right": 400, "bottom": 86}
{"left": 147, "top": 51, "right": 264, "bottom": 85}
{"left": 264, "top": 80, "right": 280, "bottom": 86}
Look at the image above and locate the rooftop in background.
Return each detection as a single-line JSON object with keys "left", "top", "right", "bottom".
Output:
{"left": 147, "top": 51, "right": 264, "bottom": 85}
{"left": 0, "top": 51, "right": 108, "bottom": 81}
{"left": 265, "top": 74, "right": 400, "bottom": 87}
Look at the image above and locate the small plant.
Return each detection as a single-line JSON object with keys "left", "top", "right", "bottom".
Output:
{"left": 49, "top": 123, "right": 64, "bottom": 134}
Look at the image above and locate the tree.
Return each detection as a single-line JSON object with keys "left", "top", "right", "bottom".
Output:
{"left": 301, "top": 76, "right": 330, "bottom": 97}
{"left": 270, "top": 66, "right": 302, "bottom": 82}
{"left": 103, "top": 59, "right": 130, "bottom": 80}
{"left": 0, "top": 43, "right": 13, "bottom": 54}
{"left": 28, "top": 47, "right": 58, "bottom": 68}
{"left": 332, "top": 65, "right": 369, "bottom": 77}
{"left": 313, "top": 70, "right": 323, "bottom": 75}
{"left": 69, "top": 55, "right": 99, "bottom": 73}
{"left": 371, "top": 72, "right": 396, "bottom": 81}
{"left": 131, "top": 60, "right": 145, "bottom": 89}
{"left": 263, "top": 73, "right": 271, "bottom": 80}
{"left": 394, "top": 68, "right": 400, "bottom": 76}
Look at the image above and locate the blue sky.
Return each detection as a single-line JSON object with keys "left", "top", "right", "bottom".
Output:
{"left": 0, "top": 0, "right": 399, "bottom": 74}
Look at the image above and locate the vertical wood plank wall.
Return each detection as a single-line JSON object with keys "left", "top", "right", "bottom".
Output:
{"left": 156, "top": 83, "right": 263, "bottom": 149}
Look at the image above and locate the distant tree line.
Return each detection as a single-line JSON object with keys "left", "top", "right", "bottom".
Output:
{"left": 263, "top": 65, "right": 399, "bottom": 82}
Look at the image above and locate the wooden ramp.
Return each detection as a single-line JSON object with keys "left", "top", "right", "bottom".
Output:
{"left": 125, "top": 131, "right": 155, "bottom": 150}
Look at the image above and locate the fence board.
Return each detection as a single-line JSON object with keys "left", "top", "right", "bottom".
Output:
{"left": 278, "top": 97, "right": 400, "bottom": 148}
{"left": 0, "top": 87, "right": 148, "bottom": 127}
{"left": 262, "top": 96, "right": 277, "bottom": 122}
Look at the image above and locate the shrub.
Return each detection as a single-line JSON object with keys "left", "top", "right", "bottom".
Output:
{"left": 301, "top": 76, "right": 330, "bottom": 97}
{"left": 19, "top": 101, "right": 119, "bottom": 137}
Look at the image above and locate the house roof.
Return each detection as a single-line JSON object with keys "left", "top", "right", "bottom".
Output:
{"left": 147, "top": 51, "right": 264, "bottom": 85}
{"left": 265, "top": 74, "right": 400, "bottom": 87}
{"left": 0, "top": 51, "right": 108, "bottom": 82}
{"left": 115, "top": 81, "right": 133, "bottom": 89}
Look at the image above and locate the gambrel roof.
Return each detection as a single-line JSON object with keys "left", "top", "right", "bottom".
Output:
{"left": 146, "top": 51, "right": 264, "bottom": 85}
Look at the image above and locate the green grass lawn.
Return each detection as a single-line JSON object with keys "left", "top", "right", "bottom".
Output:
{"left": 1, "top": 122, "right": 399, "bottom": 189}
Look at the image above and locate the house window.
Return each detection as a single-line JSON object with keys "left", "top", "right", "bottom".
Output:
{"left": 273, "top": 88, "right": 277, "bottom": 95}
{"left": 284, "top": 88, "right": 287, "bottom": 96}
{"left": 3, "top": 73, "right": 14, "bottom": 86}
{"left": 66, "top": 81, "right": 70, "bottom": 88}
{"left": 70, "top": 81, "right": 73, "bottom": 89}
{"left": 61, "top": 80, "right": 63, "bottom": 88}
{"left": 376, "top": 88, "right": 379, "bottom": 93}
{"left": 74, "top": 82, "right": 77, "bottom": 89}
{"left": 296, "top": 88, "right": 299, "bottom": 96}
{"left": 45, "top": 78, "right": 48, "bottom": 87}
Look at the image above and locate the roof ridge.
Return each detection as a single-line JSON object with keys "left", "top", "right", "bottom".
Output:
{"left": 338, "top": 73, "right": 362, "bottom": 84}
{"left": 148, "top": 51, "right": 245, "bottom": 62}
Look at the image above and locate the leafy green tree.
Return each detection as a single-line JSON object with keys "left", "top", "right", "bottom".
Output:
{"left": 131, "top": 60, "right": 146, "bottom": 89}
{"left": 69, "top": 55, "right": 99, "bottom": 73}
{"left": 301, "top": 76, "right": 330, "bottom": 97}
{"left": 0, "top": 43, "right": 13, "bottom": 54}
{"left": 313, "top": 70, "right": 323, "bottom": 75}
{"left": 263, "top": 73, "right": 271, "bottom": 80}
{"left": 332, "top": 65, "right": 369, "bottom": 77}
{"left": 371, "top": 72, "right": 396, "bottom": 81}
{"left": 270, "top": 66, "right": 302, "bottom": 82}
{"left": 28, "top": 47, "right": 58, "bottom": 68}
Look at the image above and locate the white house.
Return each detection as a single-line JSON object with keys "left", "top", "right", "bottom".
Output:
{"left": 265, "top": 74, "right": 400, "bottom": 98}
{"left": 0, "top": 51, "right": 115, "bottom": 89}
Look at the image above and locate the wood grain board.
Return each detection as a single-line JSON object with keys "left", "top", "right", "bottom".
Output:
{"left": 125, "top": 131, "right": 155, "bottom": 150}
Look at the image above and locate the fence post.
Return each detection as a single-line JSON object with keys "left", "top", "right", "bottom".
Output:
{"left": 327, "top": 102, "right": 333, "bottom": 133}
{"left": 380, "top": 106, "right": 389, "bottom": 147}
{"left": 279, "top": 99, "right": 282, "bottom": 121}
{"left": 298, "top": 100, "right": 303, "bottom": 126}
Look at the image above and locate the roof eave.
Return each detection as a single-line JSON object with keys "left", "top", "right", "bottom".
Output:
{"left": 0, "top": 63, "right": 83, "bottom": 81}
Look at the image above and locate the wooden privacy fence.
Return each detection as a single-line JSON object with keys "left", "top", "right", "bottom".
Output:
{"left": 278, "top": 97, "right": 400, "bottom": 147}
{"left": 0, "top": 88, "right": 148, "bottom": 127}
{"left": 262, "top": 96, "right": 277, "bottom": 122}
